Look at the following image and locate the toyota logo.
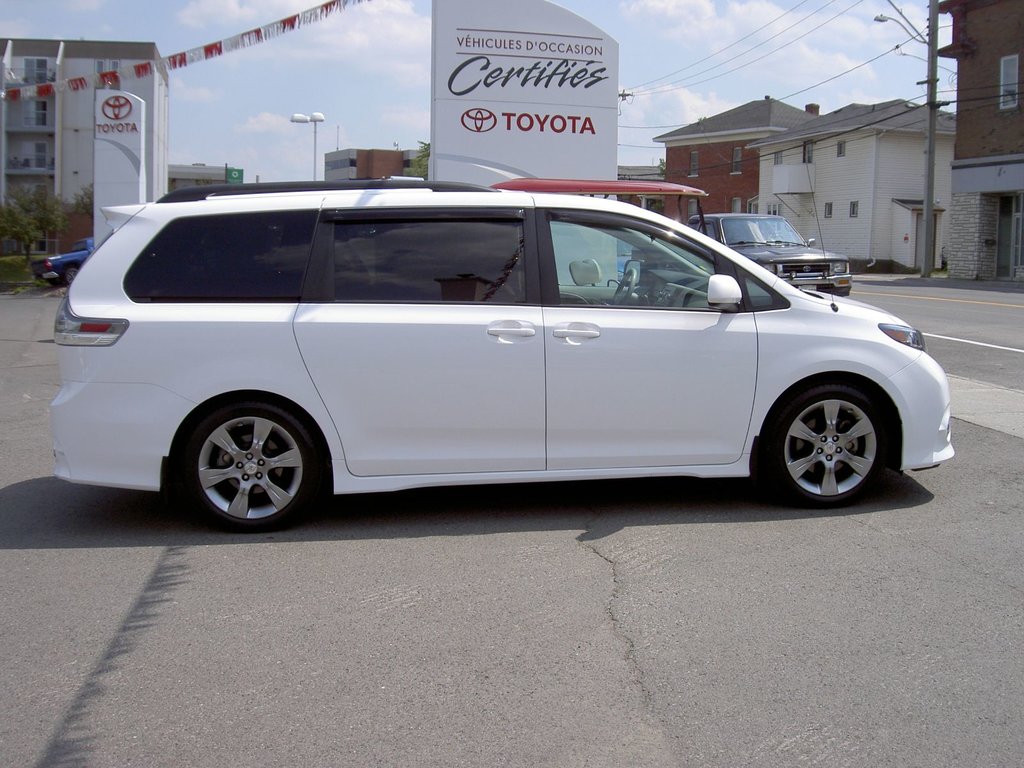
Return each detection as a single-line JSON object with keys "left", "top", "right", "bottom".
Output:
{"left": 102, "top": 95, "right": 133, "bottom": 121}
{"left": 461, "top": 108, "right": 497, "bottom": 133}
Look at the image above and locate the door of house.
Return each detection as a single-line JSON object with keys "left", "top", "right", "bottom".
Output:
{"left": 996, "top": 194, "right": 1023, "bottom": 279}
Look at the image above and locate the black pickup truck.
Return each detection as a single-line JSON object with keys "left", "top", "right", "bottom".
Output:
{"left": 689, "top": 213, "right": 851, "bottom": 296}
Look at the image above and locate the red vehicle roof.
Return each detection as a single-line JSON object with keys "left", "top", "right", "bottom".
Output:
{"left": 491, "top": 178, "right": 708, "bottom": 198}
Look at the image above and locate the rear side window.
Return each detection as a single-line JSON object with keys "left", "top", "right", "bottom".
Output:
{"left": 124, "top": 210, "right": 317, "bottom": 301}
{"left": 330, "top": 219, "right": 526, "bottom": 303}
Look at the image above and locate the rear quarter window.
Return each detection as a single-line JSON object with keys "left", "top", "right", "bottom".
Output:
{"left": 124, "top": 210, "right": 318, "bottom": 301}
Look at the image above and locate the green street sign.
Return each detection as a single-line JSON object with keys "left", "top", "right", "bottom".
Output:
{"left": 225, "top": 167, "right": 244, "bottom": 184}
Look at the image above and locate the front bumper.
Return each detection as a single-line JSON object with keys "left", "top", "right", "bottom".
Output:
{"left": 785, "top": 273, "right": 852, "bottom": 294}
{"left": 888, "top": 353, "right": 955, "bottom": 471}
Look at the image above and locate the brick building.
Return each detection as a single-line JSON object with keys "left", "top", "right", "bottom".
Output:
{"left": 654, "top": 97, "right": 818, "bottom": 216}
{"left": 939, "top": 0, "right": 1024, "bottom": 280}
{"left": 324, "top": 148, "right": 417, "bottom": 181}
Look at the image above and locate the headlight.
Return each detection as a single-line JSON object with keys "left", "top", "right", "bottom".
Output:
{"left": 879, "top": 323, "right": 925, "bottom": 351}
{"left": 831, "top": 262, "right": 849, "bottom": 275}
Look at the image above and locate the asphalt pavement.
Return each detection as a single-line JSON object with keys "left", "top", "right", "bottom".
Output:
{"left": 1, "top": 285, "right": 1022, "bottom": 767}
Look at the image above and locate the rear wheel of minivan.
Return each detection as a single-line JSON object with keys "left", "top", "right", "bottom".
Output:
{"left": 179, "top": 401, "right": 323, "bottom": 531}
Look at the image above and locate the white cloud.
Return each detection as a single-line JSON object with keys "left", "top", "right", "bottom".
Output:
{"left": 191, "top": 0, "right": 432, "bottom": 86}
{"left": 622, "top": 0, "right": 716, "bottom": 24}
{"left": 236, "top": 111, "right": 296, "bottom": 133}
{"left": 0, "top": 17, "right": 31, "bottom": 37}
{"left": 171, "top": 77, "right": 220, "bottom": 103}
{"left": 177, "top": 0, "right": 262, "bottom": 28}
{"left": 378, "top": 106, "right": 430, "bottom": 134}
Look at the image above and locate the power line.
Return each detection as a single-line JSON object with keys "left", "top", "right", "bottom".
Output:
{"left": 633, "top": 0, "right": 868, "bottom": 95}
{"left": 618, "top": 42, "right": 911, "bottom": 132}
{"left": 777, "top": 45, "right": 900, "bottom": 101}
{"left": 628, "top": 0, "right": 825, "bottom": 91}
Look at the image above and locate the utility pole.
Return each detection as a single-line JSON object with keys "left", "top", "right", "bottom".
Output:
{"left": 921, "top": 0, "right": 939, "bottom": 277}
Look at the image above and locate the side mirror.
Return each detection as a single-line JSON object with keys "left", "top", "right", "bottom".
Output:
{"left": 707, "top": 274, "right": 743, "bottom": 309}
{"left": 806, "top": 237, "right": 817, "bottom": 247}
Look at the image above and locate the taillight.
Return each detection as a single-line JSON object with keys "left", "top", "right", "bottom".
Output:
{"left": 43, "top": 259, "right": 53, "bottom": 269}
{"left": 54, "top": 298, "right": 128, "bottom": 346}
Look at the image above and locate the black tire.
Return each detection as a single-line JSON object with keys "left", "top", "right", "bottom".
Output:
{"left": 179, "top": 401, "right": 322, "bottom": 531}
{"left": 63, "top": 267, "right": 79, "bottom": 285}
{"left": 760, "top": 384, "right": 887, "bottom": 507}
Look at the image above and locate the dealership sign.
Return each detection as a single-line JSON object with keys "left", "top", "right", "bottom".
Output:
{"left": 430, "top": 0, "right": 619, "bottom": 184}
{"left": 93, "top": 91, "right": 147, "bottom": 241}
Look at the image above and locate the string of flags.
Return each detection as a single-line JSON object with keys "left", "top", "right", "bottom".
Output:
{"left": 2, "top": 0, "right": 370, "bottom": 101}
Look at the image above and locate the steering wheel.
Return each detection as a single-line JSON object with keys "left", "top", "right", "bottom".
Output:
{"left": 612, "top": 265, "right": 640, "bottom": 305}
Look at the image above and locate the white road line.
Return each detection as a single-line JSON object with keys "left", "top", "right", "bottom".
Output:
{"left": 924, "top": 333, "right": 1024, "bottom": 354}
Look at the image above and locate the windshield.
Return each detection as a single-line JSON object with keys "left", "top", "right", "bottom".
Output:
{"left": 721, "top": 217, "right": 804, "bottom": 246}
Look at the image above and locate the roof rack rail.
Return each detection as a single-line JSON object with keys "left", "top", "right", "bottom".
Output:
{"left": 157, "top": 179, "right": 497, "bottom": 203}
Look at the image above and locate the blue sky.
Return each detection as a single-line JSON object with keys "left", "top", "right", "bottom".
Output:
{"left": 3, "top": 0, "right": 953, "bottom": 182}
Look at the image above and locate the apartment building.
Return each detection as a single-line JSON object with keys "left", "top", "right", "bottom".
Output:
{"left": 2, "top": 38, "right": 168, "bottom": 219}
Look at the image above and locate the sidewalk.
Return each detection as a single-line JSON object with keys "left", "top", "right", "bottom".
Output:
{"left": 949, "top": 375, "right": 1024, "bottom": 440}
{"left": 854, "top": 272, "right": 1024, "bottom": 293}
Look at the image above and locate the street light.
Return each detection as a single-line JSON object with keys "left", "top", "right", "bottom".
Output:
{"left": 875, "top": 0, "right": 939, "bottom": 277}
{"left": 290, "top": 111, "right": 325, "bottom": 181}
{"left": 873, "top": 13, "right": 926, "bottom": 44}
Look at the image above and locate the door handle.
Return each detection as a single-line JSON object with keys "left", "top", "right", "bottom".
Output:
{"left": 487, "top": 321, "right": 537, "bottom": 343}
{"left": 552, "top": 323, "right": 601, "bottom": 344}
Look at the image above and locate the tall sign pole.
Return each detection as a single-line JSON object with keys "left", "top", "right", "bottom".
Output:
{"left": 93, "top": 91, "right": 146, "bottom": 242}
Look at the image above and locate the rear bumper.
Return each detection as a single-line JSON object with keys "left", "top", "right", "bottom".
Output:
{"left": 51, "top": 380, "right": 194, "bottom": 491}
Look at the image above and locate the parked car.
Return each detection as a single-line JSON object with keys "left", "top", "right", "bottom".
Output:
{"left": 689, "top": 213, "right": 851, "bottom": 295}
{"left": 51, "top": 180, "right": 952, "bottom": 531}
{"left": 32, "top": 237, "right": 94, "bottom": 285}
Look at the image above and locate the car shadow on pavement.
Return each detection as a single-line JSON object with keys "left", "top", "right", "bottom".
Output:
{"left": 0, "top": 470, "right": 934, "bottom": 550}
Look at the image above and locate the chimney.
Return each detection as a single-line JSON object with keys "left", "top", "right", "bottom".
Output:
{"left": 805, "top": 103, "right": 820, "bottom": 115}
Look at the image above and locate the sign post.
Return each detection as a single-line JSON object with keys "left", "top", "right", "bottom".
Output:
{"left": 93, "top": 91, "right": 146, "bottom": 242}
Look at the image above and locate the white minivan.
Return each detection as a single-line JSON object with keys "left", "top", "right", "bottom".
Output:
{"left": 51, "top": 180, "right": 953, "bottom": 530}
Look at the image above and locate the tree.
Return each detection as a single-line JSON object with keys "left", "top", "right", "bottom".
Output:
{"left": 70, "top": 184, "right": 94, "bottom": 217}
{"left": 0, "top": 187, "right": 68, "bottom": 259}
{"left": 408, "top": 141, "right": 430, "bottom": 179}
{"left": 0, "top": 204, "right": 36, "bottom": 257}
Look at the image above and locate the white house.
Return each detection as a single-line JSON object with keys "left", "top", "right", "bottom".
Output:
{"left": 748, "top": 99, "right": 955, "bottom": 272}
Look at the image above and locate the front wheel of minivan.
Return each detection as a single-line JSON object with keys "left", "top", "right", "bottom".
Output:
{"left": 760, "top": 384, "right": 887, "bottom": 507}
{"left": 179, "top": 402, "right": 323, "bottom": 531}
